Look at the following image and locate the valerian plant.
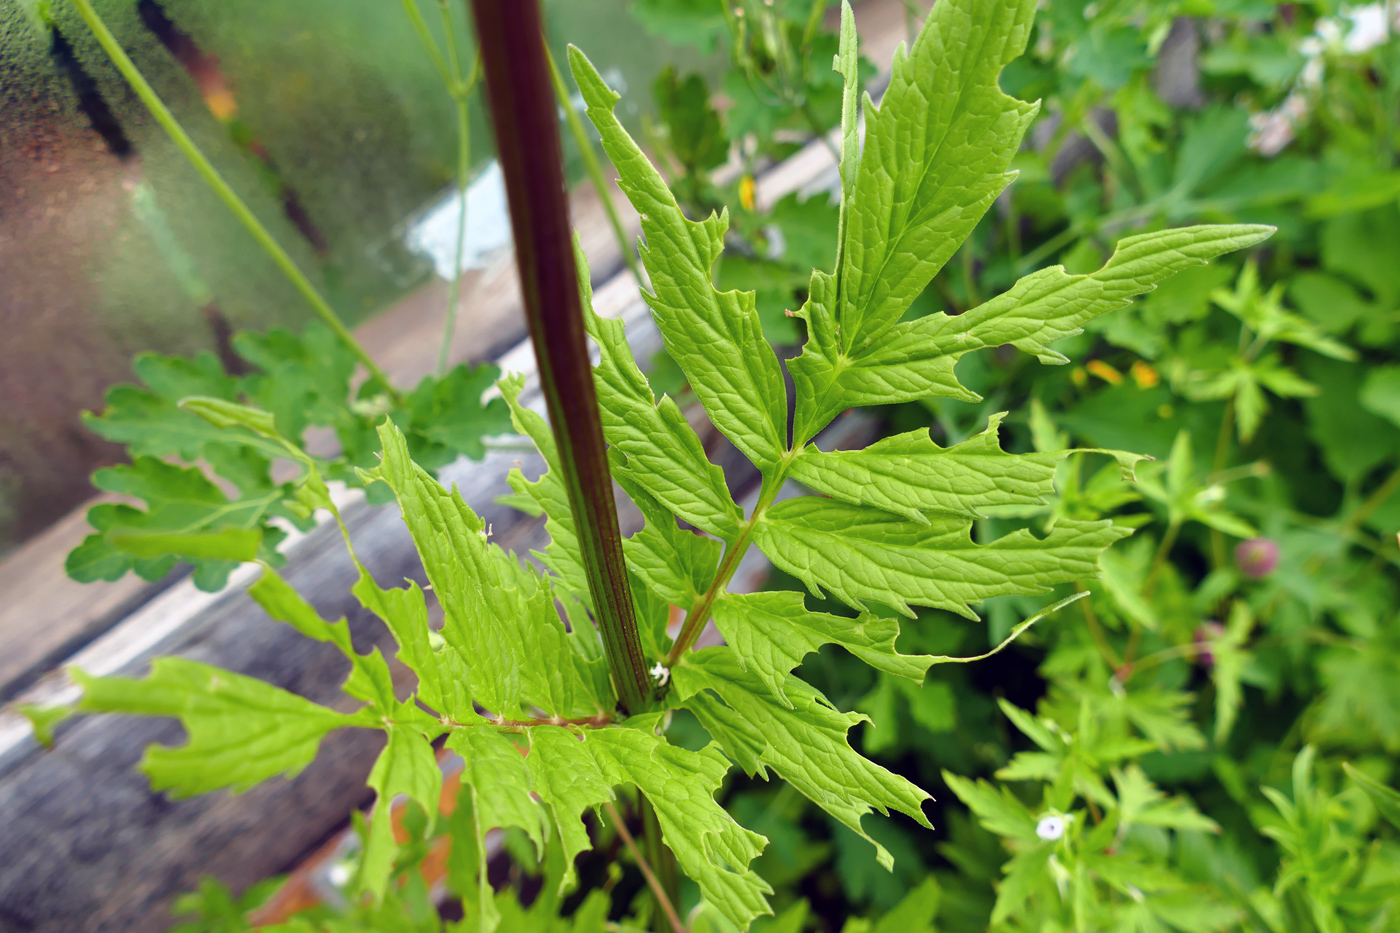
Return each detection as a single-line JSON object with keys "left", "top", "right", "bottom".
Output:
{"left": 39, "top": 0, "right": 1269, "bottom": 928}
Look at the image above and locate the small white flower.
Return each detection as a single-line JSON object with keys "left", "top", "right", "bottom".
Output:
{"left": 327, "top": 862, "right": 353, "bottom": 887}
{"left": 650, "top": 662, "right": 671, "bottom": 687}
{"left": 1036, "top": 815, "right": 1066, "bottom": 841}
{"left": 1345, "top": 3, "right": 1400, "bottom": 54}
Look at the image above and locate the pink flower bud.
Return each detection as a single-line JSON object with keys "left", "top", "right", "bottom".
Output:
{"left": 1235, "top": 538, "right": 1279, "bottom": 579}
{"left": 1194, "top": 621, "right": 1224, "bottom": 668}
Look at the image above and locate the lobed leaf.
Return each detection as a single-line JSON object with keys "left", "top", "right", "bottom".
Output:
{"left": 570, "top": 46, "right": 789, "bottom": 474}
{"left": 356, "top": 725, "right": 443, "bottom": 902}
{"left": 351, "top": 568, "right": 473, "bottom": 722}
{"left": 753, "top": 498, "right": 1132, "bottom": 618}
{"left": 525, "top": 716, "right": 773, "bottom": 929}
{"left": 74, "top": 658, "right": 374, "bottom": 797}
{"left": 449, "top": 727, "right": 550, "bottom": 932}
{"left": 616, "top": 458, "right": 722, "bottom": 615}
{"left": 789, "top": 413, "right": 1061, "bottom": 522}
{"left": 500, "top": 373, "right": 591, "bottom": 597}
{"left": 710, "top": 591, "right": 935, "bottom": 707}
{"left": 577, "top": 241, "right": 743, "bottom": 541}
{"left": 674, "top": 648, "right": 932, "bottom": 869}
{"left": 368, "top": 421, "right": 603, "bottom": 719}
{"left": 837, "top": 0, "right": 1039, "bottom": 353}
{"left": 795, "top": 225, "right": 1275, "bottom": 441}
{"left": 66, "top": 456, "right": 285, "bottom": 592}
{"left": 250, "top": 567, "right": 398, "bottom": 710}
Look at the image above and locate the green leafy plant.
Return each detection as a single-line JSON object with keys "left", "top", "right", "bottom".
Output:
{"left": 35, "top": 0, "right": 1273, "bottom": 929}
{"left": 66, "top": 325, "right": 510, "bottom": 591}
{"left": 58, "top": 0, "right": 513, "bottom": 591}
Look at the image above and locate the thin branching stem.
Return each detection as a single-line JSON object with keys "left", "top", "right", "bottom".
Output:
{"left": 1340, "top": 463, "right": 1400, "bottom": 540}
{"left": 1076, "top": 582, "right": 1121, "bottom": 670}
{"left": 69, "top": 0, "right": 403, "bottom": 404}
{"left": 438, "top": 54, "right": 484, "bottom": 375}
{"left": 603, "top": 802, "right": 686, "bottom": 933}
{"left": 666, "top": 454, "right": 794, "bottom": 666}
{"left": 399, "top": 0, "right": 453, "bottom": 88}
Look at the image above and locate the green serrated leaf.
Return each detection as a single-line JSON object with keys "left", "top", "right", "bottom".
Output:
{"left": 615, "top": 454, "right": 722, "bottom": 615}
{"left": 942, "top": 771, "right": 1039, "bottom": 843}
{"left": 674, "top": 648, "right": 932, "bottom": 871}
{"left": 1112, "top": 764, "right": 1218, "bottom": 833}
{"left": 838, "top": 0, "right": 1039, "bottom": 353}
{"left": 19, "top": 703, "right": 76, "bottom": 749}
{"left": 571, "top": 46, "right": 789, "bottom": 474}
{"left": 351, "top": 567, "right": 471, "bottom": 722}
{"left": 235, "top": 323, "right": 359, "bottom": 443}
{"left": 370, "top": 420, "right": 602, "bottom": 719}
{"left": 710, "top": 592, "right": 935, "bottom": 707}
{"left": 356, "top": 724, "right": 443, "bottom": 902}
{"left": 368, "top": 422, "right": 522, "bottom": 716}
{"left": 84, "top": 352, "right": 283, "bottom": 468}
{"left": 74, "top": 658, "right": 374, "bottom": 796}
{"left": 249, "top": 567, "right": 401, "bottom": 710}
{"left": 578, "top": 240, "right": 743, "bottom": 541}
{"left": 789, "top": 413, "right": 1062, "bottom": 522}
{"left": 525, "top": 717, "right": 773, "bottom": 929}
{"left": 1343, "top": 763, "right": 1400, "bottom": 830}
{"left": 67, "top": 457, "right": 286, "bottom": 592}
{"left": 753, "top": 499, "right": 1131, "bottom": 618}
{"left": 794, "top": 225, "right": 1273, "bottom": 440}
{"left": 449, "top": 727, "right": 549, "bottom": 932}
{"left": 500, "top": 373, "right": 590, "bottom": 597}
{"left": 405, "top": 362, "right": 513, "bottom": 462}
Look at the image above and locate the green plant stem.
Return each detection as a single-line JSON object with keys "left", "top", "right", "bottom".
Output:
{"left": 666, "top": 457, "right": 793, "bottom": 667}
{"left": 1015, "top": 224, "right": 1081, "bottom": 274}
{"left": 399, "top": 0, "right": 453, "bottom": 88}
{"left": 960, "top": 239, "right": 981, "bottom": 307}
{"left": 1077, "top": 582, "right": 1121, "bottom": 669}
{"left": 604, "top": 800, "right": 685, "bottom": 933}
{"left": 544, "top": 44, "right": 643, "bottom": 285}
{"left": 1211, "top": 397, "right": 1236, "bottom": 567}
{"left": 638, "top": 796, "right": 684, "bottom": 933}
{"left": 1143, "top": 518, "right": 1180, "bottom": 599}
{"left": 1079, "top": 112, "right": 1142, "bottom": 202}
{"left": 1119, "top": 640, "right": 1206, "bottom": 681}
{"left": 1339, "top": 463, "right": 1400, "bottom": 540}
{"left": 800, "top": 0, "right": 828, "bottom": 49}
{"left": 69, "top": 0, "right": 402, "bottom": 404}
{"left": 438, "top": 94, "right": 473, "bottom": 377}
{"left": 469, "top": 0, "right": 653, "bottom": 715}
{"left": 1121, "top": 518, "right": 1181, "bottom": 671}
